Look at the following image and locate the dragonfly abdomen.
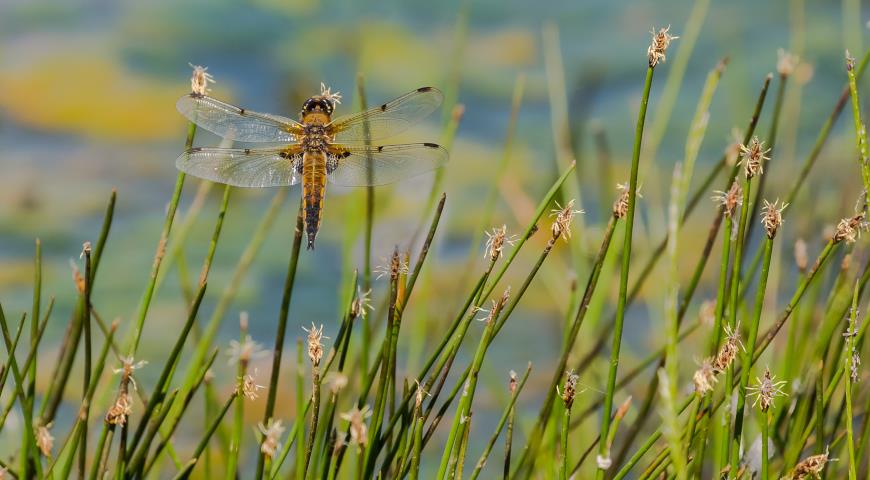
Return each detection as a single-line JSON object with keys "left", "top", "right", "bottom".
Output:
{"left": 302, "top": 151, "right": 328, "bottom": 249}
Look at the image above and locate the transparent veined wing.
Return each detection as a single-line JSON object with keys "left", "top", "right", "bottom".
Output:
{"left": 177, "top": 94, "right": 303, "bottom": 143}
{"left": 327, "top": 87, "right": 443, "bottom": 143}
{"left": 176, "top": 147, "right": 302, "bottom": 187}
{"left": 327, "top": 143, "right": 449, "bottom": 186}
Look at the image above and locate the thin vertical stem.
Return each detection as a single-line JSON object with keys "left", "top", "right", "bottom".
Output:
{"left": 596, "top": 65, "right": 655, "bottom": 479}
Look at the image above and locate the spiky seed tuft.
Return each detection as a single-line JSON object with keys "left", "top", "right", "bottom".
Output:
{"left": 302, "top": 323, "right": 328, "bottom": 366}
{"left": 712, "top": 181, "right": 743, "bottom": 218}
{"left": 738, "top": 136, "right": 770, "bottom": 178}
{"left": 647, "top": 26, "right": 679, "bottom": 67}
{"left": 760, "top": 199, "right": 788, "bottom": 238}
{"left": 257, "top": 418, "right": 285, "bottom": 459}
{"left": 189, "top": 63, "right": 215, "bottom": 96}
{"left": 693, "top": 357, "right": 718, "bottom": 395}
{"left": 747, "top": 367, "right": 787, "bottom": 411}
{"left": 550, "top": 200, "right": 583, "bottom": 241}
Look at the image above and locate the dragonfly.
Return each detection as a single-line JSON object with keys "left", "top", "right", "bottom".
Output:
{"left": 175, "top": 83, "right": 448, "bottom": 249}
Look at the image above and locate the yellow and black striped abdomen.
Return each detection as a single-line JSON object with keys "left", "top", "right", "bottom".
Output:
{"left": 302, "top": 151, "right": 328, "bottom": 249}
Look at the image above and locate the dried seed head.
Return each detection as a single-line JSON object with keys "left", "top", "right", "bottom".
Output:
{"left": 777, "top": 49, "right": 799, "bottom": 76}
{"left": 794, "top": 239, "right": 808, "bottom": 272}
{"left": 747, "top": 367, "right": 787, "bottom": 411}
{"left": 508, "top": 370, "right": 518, "bottom": 394}
{"left": 738, "top": 136, "right": 770, "bottom": 178}
{"left": 846, "top": 50, "right": 856, "bottom": 72}
{"left": 227, "top": 334, "right": 268, "bottom": 366}
{"left": 844, "top": 311, "right": 862, "bottom": 383}
{"left": 257, "top": 418, "right": 285, "bottom": 459}
{"left": 35, "top": 422, "right": 54, "bottom": 457}
{"left": 760, "top": 199, "right": 788, "bottom": 238}
{"left": 374, "top": 254, "right": 409, "bottom": 280}
{"left": 647, "top": 25, "right": 679, "bottom": 67}
{"left": 319, "top": 82, "right": 342, "bottom": 105}
{"left": 484, "top": 225, "right": 518, "bottom": 262}
{"left": 558, "top": 370, "right": 579, "bottom": 409}
{"left": 789, "top": 446, "right": 832, "bottom": 479}
{"left": 112, "top": 356, "right": 147, "bottom": 391}
{"left": 614, "top": 182, "right": 643, "bottom": 219}
{"left": 714, "top": 322, "right": 744, "bottom": 372}
{"left": 237, "top": 370, "right": 265, "bottom": 401}
{"left": 106, "top": 391, "right": 132, "bottom": 426}
{"left": 80, "top": 241, "right": 92, "bottom": 259}
{"left": 340, "top": 405, "right": 372, "bottom": 451}
{"left": 712, "top": 181, "right": 743, "bottom": 217}
{"left": 351, "top": 287, "right": 373, "bottom": 319}
{"left": 413, "top": 379, "right": 430, "bottom": 410}
{"left": 189, "top": 63, "right": 215, "bottom": 96}
{"left": 693, "top": 357, "right": 718, "bottom": 395}
{"left": 302, "top": 323, "right": 328, "bottom": 366}
{"left": 834, "top": 213, "right": 867, "bottom": 244}
{"left": 550, "top": 199, "right": 583, "bottom": 241}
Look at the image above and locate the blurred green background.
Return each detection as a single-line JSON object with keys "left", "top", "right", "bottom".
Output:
{"left": 1, "top": 0, "right": 868, "bottom": 469}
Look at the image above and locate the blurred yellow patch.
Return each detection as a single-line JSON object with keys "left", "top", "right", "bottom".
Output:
{"left": 0, "top": 55, "right": 188, "bottom": 141}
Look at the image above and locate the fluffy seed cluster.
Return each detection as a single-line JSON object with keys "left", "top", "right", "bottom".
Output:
{"left": 374, "top": 254, "right": 409, "bottom": 280}
{"left": 189, "top": 63, "right": 215, "bottom": 96}
{"left": 777, "top": 49, "right": 799, "bottom": 76}
{"left": 647, "top": 26, "right": 679, "bottom": 67}
{"left": 613, "top": 182, "right": 642, "bottom": 219}
{"left": 106, "top": 391, "right": 132, "bottom": 426}
{"left": 713, "top": 322, "right": 744, "bottom": 372}
{"left": 303, "top": 323, "right": 328, "bottom": 366}
{"left": 113, "top": 356, "right": 147, "bottom": 391}
{"left": 760, "top": 199, "right": 788, "bottom": 238}
{"left": 237, "top": 371, "right": 265, "bottom": 401}
{"left": 844, "top": 311, "right": 862, "bottom": 383}
{"left": 257, "top": 418, "right": 285, "bottom": 459}
{"left": 788, "top": 447, "right": 832, "bottom": 479}
{"left": 340, "top": 405, "right": 372, "bottom": 451}
{"left": 351, "top": 287, "right": 373, "bottom": 319}
{"left": 558, "top": 370, "right": 579, "bottom": 409}
{"left": 227, "top": 334, "right": 268, "bottom": 366}
{"left": 834, "top": 214, "right": 867, "bottom": 244}
{"left": 693, "top": 357, "right": 718, "bottom": 395}
{"left": 738, "top": 136, "right": 770, "bottom": 178}
{"left": 712, "top": 181, "right": 743, "bottom": 217}
{"left": 484, "top": 225, "right": 517, "bottom": 262}
{"left": 414, "top": 379, "right": 430, "bottom": 410}
{"left": 35, "top": 423, "right": 54, "bottom": 457}
{"left": 550, "top": 199, "right": 583, "bottom": 241}
{"left": 319, "top": 82, "right": 342, "bottom": 105}
{"left": 747, "top": 367, "right": 787, "bottom": 411}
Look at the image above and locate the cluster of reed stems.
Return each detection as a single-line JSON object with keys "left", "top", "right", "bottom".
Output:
{"left": 3, "top": 9, "right": 870, "bottom": 480}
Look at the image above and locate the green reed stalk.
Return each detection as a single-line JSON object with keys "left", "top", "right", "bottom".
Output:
{"left": 468, "top": 363, "right": 531, "bottom": 480}
{"left": 197, "top": 184, "right": 232, "bottom": 286}
{"left": 761, "top": 407, "right": 770, "bottom": 479}
{"left": 844, "top": 279, "right": 860, "bottom": 480}
{"left": 0, "top": 299, "right": 53, "bottom": 429}
{"left": 615, "top": 235, "right": 841, "bottom": 480}
{"left": 731, "top": 232, "right": 776, "bottom": 473}
{"left": 847, "top": 52, "right": 870, "bottom": 193}
{"left": 355, "top": 73, "right": 374, "bottom": 382}
{"left": 255, "top": 200, "right": 304, "bottom": 479}
{"left": 128, "top": 121, "right": 195, "bottom": 354}
{"left": 78, "top": 246, "right": 93, "bottom": 479}
{"left": 295, "top": 339, "right": 305, "bottom": 479}
{"left": 226, "top": 318, "right": 249, "bottom": 479}
{"left": 171, "top": 392, "right": 237, "bottom": 480}
{"left": 28, "top": 238, "right": 40, "bottom": 420}
{"left": 596, "top": 61, "right": 655, "bottom": 480}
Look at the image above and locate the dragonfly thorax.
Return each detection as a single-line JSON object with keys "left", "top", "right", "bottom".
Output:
{"left": 301, "top": 126, "right": 329, "bottom": 152}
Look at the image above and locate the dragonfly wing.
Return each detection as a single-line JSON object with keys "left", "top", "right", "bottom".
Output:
{"left": 177, "top": 94, "right": 303, "bottom": 143}
{"left": 177, "top": 147, "right": 302, "bottom": 187}
{"left": 327, "top": 143, "right": 448, "bottom": 187}
{"left": 327, "top": 87, "right": 443, "bottom": 143}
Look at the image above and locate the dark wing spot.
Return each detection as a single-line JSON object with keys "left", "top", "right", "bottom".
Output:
{"left": 377, "top": 146, "right": 384, "bottom": 152}
{"left": 190, "top": 147, "right": 202, "bottom": 152}
{"left": 342, "top": 150, "right": 351, "bottom": 158}
{"left": 189, "top": 92, "right": 203, "bottom": 99}
{"left": 423, "top": 142, "right": 440, "bottom": 148}
{"left": 244, "top": 148, "right": 251, "bottom": 154}
{"left": 417, "top": 86, "right": 433, "bottom": 92}
{"left": 239, "top": 108, "right": 246, "bottom": 115}
{"left": 380, "top": 103, "right": 388, "bottom": 111}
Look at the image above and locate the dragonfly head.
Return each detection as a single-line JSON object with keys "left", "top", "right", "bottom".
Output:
{"left": 302, "top": 96, "right": 336, "bottom": 117}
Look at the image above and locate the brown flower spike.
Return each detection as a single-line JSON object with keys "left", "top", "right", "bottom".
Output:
{"left": 712, "top": 181, "right": 743, "bottom": 218}
{"left": 189, "top": 63, "right": 215, "bottom": 96}
{"left": 558, "top": 370, "right": 580, "bottom": 409}
{"left": 303, "top": 323, "right": 328, "bottom": 366}
{"left": 738, "top": 136, "right": 770, "bottom": 178}
{"left": 760, "top": 199, "right": 787, "bottom": 238}
{"left": 746, "top": 367, "right": 787, "bottom": 411}
{"left": 834, "top": 213, "right": 867, "bottom": 244}
{"left": 693, "top": 357, "right": 718, "bottom": 395}
{"left": 550, "top": 199, "right": 583, "bottom": 241}
{"left": 647, "top": 26, "right": 679, "bottom": 67}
